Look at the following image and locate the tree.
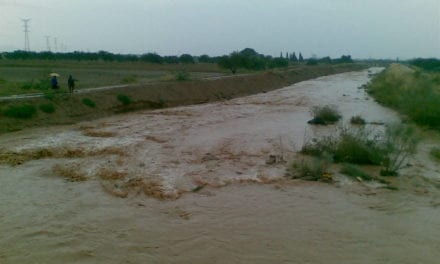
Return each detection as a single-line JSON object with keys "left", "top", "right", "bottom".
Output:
{"left": 140, "top": 53, "right": 163, "bottom": 63}
{"left": 290, "top": 52, "right": 298, "bottom": 62}
{"left": 198, "top": 54, "right": 211, "bottom": 63}
{"left": 298, "top": 53, "right": 304, "bottom": 63}
{"left": 179, "top": 54, "right": 195, "bottom": 63}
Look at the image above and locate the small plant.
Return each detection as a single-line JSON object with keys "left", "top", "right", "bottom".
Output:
{"left": 82, "top": 98, "right": 96, "bottom": 108}
{"left": 308, "top": 105, "right": 341, "bottom": 125}
{"left": 39, "top": 103, "right": 55, "bottom": 113}
{"left": 117, "top": 94, "right": 132, "bottom": 106}
{"left": 3, "top": 104, "right": 37, "bottom": 119}
{"left": 175, "top": 70, "right": 189, "bottom": 81}
{"left": 350, "top": 115, "right": 366, "bottom": 125}
{"left": 287, "top": 154, "right": 332, "bottom": 182}
{"left": 380, "top": 124, "right": 419, "bottom": 176}
{"left": 340, "top": 163, "right": 372, "bottom": 181}
{"left": 301, "top": 128, "right": 386, "bottom": 165}
{"left": 121, "top": 75, "right": 137, "bottom": 84}
{"left": 430, "top": 147, "right": 440, "bottom": 162}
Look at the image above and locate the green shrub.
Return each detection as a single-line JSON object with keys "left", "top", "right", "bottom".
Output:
{"left": 39, "top": 103, "right": 55, "bottom": 113}
{"left": 287, "top": 156, "right": 332, "bottom": 182}
{"left": 43, "top": 92, "right": 56, "bottom": 100}
{"left": 117, "top": 94, "right": 132, "bottom": 106}
{"left": 175, "top": 70, "right": 190, "bottom": 81}
{"left": 82, "top": 98, "right": 96, "bottom": 108}
{"left": 308, "top": 105, "right": 341, "bottom": 125}
{"left": 340, "top": 164, "right": 372, "bottom": 181}
{"left": 20, "top": 79, "right": 51, "bottom": 91}
{"left": 350, "top": 115, "right": 366, "bottom": 125}
{"left": 3, "top": 104, "right": 37, "bottom": 119}
{"left": 301, "top": 125, "right": 418, "bottom": 176}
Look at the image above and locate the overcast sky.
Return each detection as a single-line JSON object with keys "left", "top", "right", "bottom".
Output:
{"left": 1, "top": 0, "right": 439, "bottom": 59}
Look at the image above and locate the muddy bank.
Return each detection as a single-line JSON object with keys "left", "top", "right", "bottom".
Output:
{"left": 0, "top": 64, "right": 365, "bottom": 133}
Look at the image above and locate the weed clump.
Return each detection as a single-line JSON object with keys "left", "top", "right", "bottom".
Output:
{"left": 82, "top": 98, "right": 96, "bottom": 108}
{"left": 3, "top": 105, "right": 37, "bottom": 119}
{"left": 308, "top": 105, "right": 341, "bottom": 125}
{"left": 301, "top": 124, "right": 418, "bottom": 176}
{"left": 287, "top": 155, "right": 332, "bottom": 182}
{"left": 121, "top": 75, "right": 137, "bottom": 84}
{"left": 340, "top": 163, "right": 372, "bottom": 181}
{"left": 39, "top": 103, "right": 56, "bottom": 113}
{"left": 175, "top": 70, "right": 189, "bottom": 81}
{"left": 117, "top": 94, "right": 132, "bottom": 106}
{"left": 350, "top": 115, "right": 366, "bottom": 125}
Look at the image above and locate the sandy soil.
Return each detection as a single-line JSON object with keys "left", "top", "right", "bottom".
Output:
{"left": 1, "top": 68, "right": 439, "bottom": 263}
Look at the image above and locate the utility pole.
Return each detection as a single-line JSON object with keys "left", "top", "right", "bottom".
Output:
{"left": 45, "top": 36, "right": 51, "bottom": 51}
{"left": 21, "top": 18, "right": 31, "bottom": 51}
{"left": 53, "top": 37, "right": 58, "bottom": 52}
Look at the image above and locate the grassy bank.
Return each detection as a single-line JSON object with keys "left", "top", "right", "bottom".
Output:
{"left": 367, "top": 64, "right": 440, "bottom": 130}
{"left": 0, "top": 63, "right": 366, "bottom": 133}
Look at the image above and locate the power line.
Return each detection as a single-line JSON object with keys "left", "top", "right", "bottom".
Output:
{"left": 45, "top": 36, "right": 51, "bottom": 51}
{"left": 21, "top": 18, "right": 31, "bottom": 51}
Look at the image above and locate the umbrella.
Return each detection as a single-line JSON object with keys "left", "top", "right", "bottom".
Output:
{"left": 49, "top": 73, "right": 60, "bottom": 77}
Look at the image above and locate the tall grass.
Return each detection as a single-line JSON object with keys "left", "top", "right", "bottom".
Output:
{"left": 368, "top": 67, "right": 440, "bottom": 130}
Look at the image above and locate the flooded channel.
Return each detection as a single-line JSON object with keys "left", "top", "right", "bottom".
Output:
{"left": 1, "top": 68, "right": 439, "bottom": 263}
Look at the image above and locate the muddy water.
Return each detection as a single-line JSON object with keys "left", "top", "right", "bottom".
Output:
{"left": 1, "top": 68, "right": 440, "bottom": 263}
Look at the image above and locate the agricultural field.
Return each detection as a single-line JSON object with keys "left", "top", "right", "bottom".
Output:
{"left": 0, "top": 60, "right": 226, "bottom": 96}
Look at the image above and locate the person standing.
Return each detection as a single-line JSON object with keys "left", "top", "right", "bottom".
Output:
{"left": 51, "top": 76, "right": 59, "bottom": 89}
{"left": 68, "top": 75, "right": 76, "bottom": 93}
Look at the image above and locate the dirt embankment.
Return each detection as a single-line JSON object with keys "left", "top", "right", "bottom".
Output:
{"left": 0, "top": 64, "right": 366, "bottom": 133}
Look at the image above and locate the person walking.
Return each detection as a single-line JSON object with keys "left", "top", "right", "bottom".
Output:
{"left": 68, "top": 75, "right": 76, "bottom": 93}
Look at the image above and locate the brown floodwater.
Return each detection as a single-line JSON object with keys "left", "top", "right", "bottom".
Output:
{"left": 1, "top": 68, "right": 439, "bottom": 263}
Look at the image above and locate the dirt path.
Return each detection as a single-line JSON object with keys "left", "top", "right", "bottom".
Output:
{"left": 1, "top": 68, "right": 439, "bottom": 263}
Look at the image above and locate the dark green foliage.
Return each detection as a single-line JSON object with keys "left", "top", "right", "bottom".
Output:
{"left": 140, "top": 53, "right": 163, "bottom": 63}
{"left": 39, "top": 103, "right": 55, "bottom": 113}
{"left": 43, "top": 92, "right": 55, "bottom": 100}
{"left": 117, "top": 94, "right": 132, "bottom": 106}
{"left": 308, "top": 105, "right": 341, "bottom": 125}
{"left": 340, "top": 164, "right": 373, "bottom": 181}
{"left": 3, "top": 104, "right": 37, "bottom": 119}
{"left": 410, "top": 58, "right": 440, "bottom": 72}
{"left": 179, "top": 54, "right": 195, "bottom": 64}
{"left": 306, "top": 58, "right": 318, "bottom": 65}
{"left": 82, "top": 98, "right": 96, "bottom": 108}
{"left": 218, "top": 48, "right": 289, "bottom": 73}
{"left": 350, "top": 115, "right": 366, "bottom": 125}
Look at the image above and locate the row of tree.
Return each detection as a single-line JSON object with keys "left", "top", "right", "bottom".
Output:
{"left": 0, "top": 49, "right": 354, "bottom": 73}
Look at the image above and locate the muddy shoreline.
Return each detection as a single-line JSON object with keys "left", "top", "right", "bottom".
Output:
{"left": 0, "top": 64, "right": 366, "bottom": 133}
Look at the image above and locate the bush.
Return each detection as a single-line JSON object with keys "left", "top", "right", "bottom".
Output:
{"left": 301, "top": 125, "right": 419, "bottom": 176}
{"left": 308, "top": 105, "right": 341, "bottom": 125}
{"left": 350, "top": 115, "right": 366, "bottom": 125}
{"left": 39, "top": 103, "right": 55, "bottom": 113}
{"left": 43, "top": 92, "right": 55, "bottom": 100}
{"left": 3, "top": 104, "right": 37, "bottom": 119}
{"left": 82, "top": 98, "right": 96, "bottom": 108}
{"left": 117, "top": 94, "right": 132, "bottom": 106}
{"left": 340, "top": 164, "right": 372, "bottom": 181}
{"left": 287, "top": 156, "right": 332, "bottom": 182}
{"left": 20, "top": 79, "right": 51, "bottom": 91}
{"left": 175, "top": 70, "right": 189, "bottom": 81}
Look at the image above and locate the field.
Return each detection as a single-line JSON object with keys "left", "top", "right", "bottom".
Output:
{"left": 0, "top": 60, "right": 226, "bottom": 96}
